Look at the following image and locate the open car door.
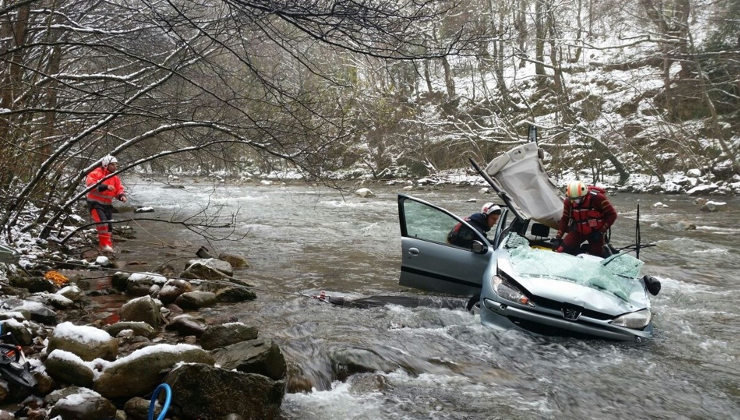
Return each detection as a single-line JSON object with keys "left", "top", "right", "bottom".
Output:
{"left": 397, "top": 194, "right": 494, "bottom": 296}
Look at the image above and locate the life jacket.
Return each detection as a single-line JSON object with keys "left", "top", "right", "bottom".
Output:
{"left": 568, "top": 186, "right": 607, "bottom": 235}
{"left": 447, "top": 213, "right": 489, "bottom": 247}
{"left": 86, "top": 166, "right": 124, "bottom": 206}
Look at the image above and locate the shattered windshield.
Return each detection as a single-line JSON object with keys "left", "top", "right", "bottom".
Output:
{"left": 504, "top": 234, "right": 644, "bottom": 301}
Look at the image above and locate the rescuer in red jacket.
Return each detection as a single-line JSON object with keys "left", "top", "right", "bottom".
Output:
{"left": 86, "top": 155, "right": 127, "bottom": 253}
{"left": 555, "top": 180, "right": 617, "bottom": 257}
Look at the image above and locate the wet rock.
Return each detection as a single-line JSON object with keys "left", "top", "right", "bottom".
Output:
{"left": 165, "top": 314, "right": 207, "bottom": 337}
{"left": 45, "top": 350, "right": 95, "bottom": 387}
{"left": 123, "top": 396, "right": 151, "bottom": 420}
{"left": 120, "top": 295, "right": 161, "bottom": 328}
{"left": 157, "top": 279, "right": 192, "bottom": 304}
{"left": 181, "top": 258, "right": 233, "bottom": 280}
{"left": 175, "top": 291, "right": 217, "bottom": 310}
{"left": 329, "top": 347, "right": 399, "bottom": 381}
{"left": 47, "top": 387, "right": 116, "bottom": 420}
{"left": 675, "top": 221, "right": 697, "bottom": 231}
{"left": 700, "top": 200, "right": 727, "bottom": 212}
{"left": 103, "top": 321, "right": 158, "bottom": 339}
{"left": 687, "top": 168, "right": 702, "bottom": 177}
{"left": 652, "top": 202, "right": 669, "bottom": 208}
{"left": 47, "top": 322, "right": 118, "bottom": 361}
{"left": 11, "top": 301, "right": 56, "bottom": 325}
{"left": 164, "top": 363, "right": 285, "bottom": 420}
{"left": 218, "top": 252, "right": 249, "bottom": 268}
{"left": 153, "top": 263, "right": 177, "bottom": 277}
{"left": 126, "top": 272, "right": 168, "bottom": 297}
{"left": 687, "top": 184, "right": 719, "bottom": 195}
{"left": 32, "top": 370, "right": 56, "bottom": 395}
{"left": 9, "top": 276, "right": 54, "bottom": 293}
{"left": 94, "top": 343, "right": 214, "bottom": 399}
{"left": 58, "top": 284, "right": 84, "bottom": 302}
{"left": 355, "top": 187, "right": 375, "bottom": 198}
{"left": 0, "top": 319, "right": 32, "bottom": 345}
{"left": 215, "top": 286, "right": 256, "bottom": 303}
{"left": 110, "top": 272, "right": 130, "bottom": 291}
{"left": 38, "top": 292, "right": 75, "bottom": 310}
{"left": 199, "top": 323, "right": 258, "bottom": 350}
{"left": 211, "top": 338, "right": 286, "bottom": 381}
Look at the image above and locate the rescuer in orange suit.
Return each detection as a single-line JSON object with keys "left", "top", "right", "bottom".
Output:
{"left": 86, "top": 155, "right": 126, "bottom": 253}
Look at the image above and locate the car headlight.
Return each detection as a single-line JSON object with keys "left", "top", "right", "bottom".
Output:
{"left": 492, "top": 274, "right": 533, "bottom": 306}
{"left": 611, "top": 309, "right": 652, "bottom": 329}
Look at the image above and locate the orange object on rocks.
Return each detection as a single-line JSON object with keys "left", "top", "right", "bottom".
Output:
{"left": 44, "top": 270, "right": 69, "bottom": 286}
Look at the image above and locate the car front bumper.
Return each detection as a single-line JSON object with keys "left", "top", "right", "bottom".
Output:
{"left": 481, "top": 298, "right": 652, "bottom": 342}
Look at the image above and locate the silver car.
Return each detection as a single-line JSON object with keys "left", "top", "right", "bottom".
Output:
{"left": 397, "top": 143, "right": 655, "bottom": 342}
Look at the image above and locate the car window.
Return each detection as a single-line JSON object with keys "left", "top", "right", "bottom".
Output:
{"left": 402, "top": 199, "right": 483, "bottom": 250}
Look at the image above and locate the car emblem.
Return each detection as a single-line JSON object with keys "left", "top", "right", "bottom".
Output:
{"left": 562, "top": 307, "right": 581, "bottom": 321}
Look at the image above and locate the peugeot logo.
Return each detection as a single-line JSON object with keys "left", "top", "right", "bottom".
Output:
{"left": 562, "top": 307, "right": 581, "bottom": 321}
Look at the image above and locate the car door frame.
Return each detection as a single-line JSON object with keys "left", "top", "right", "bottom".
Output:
{"left": 398, "top": 194, "right": 497, "bottom": 296}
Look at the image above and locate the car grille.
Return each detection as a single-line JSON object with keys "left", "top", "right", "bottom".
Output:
{"left": 529, "top": 295, "right": 613, "bottom": 320}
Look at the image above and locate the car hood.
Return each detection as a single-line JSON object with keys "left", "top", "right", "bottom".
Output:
{"left": 496, "top": 237, "right": 650, "bottom": 316}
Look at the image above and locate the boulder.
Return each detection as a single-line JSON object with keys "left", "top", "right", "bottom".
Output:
{"left": 94, "top": 344, "right": 214, "bottom": 399}
{"left": 700, "top": 200, "right": 727, "bottom": 212}
{"left": 47, "top": 322, "right": 118, "bottom": 361}
{"left": 211, "top": 339, "right": 286, "bottom": 381}
{"left": 103, "top": 321, "right": 158, "bottom": 339}
{"left": 218, "top": 252, "right": 249, "bottom": 269}
{"left": 9, "top": 276, "right": 55, "bottom": 293}
{"left": 126, "top": 272, "right": 168, "bottom": 297}
{"left": 119, "top": 295, "right": 161, "bottom": 328}
{"left": 47, "top": 387, "right": 116, "bottom": 420}
{"left": 354, "top": 187, "right": 375, "bottom": 198}
{"left": 12, "top": 300, "right": 56, "bottom": 324}
{"left": 164, "top": 363, "right": 285, "bottom": 420}
{"left": 175, "top": 291, "right": 217, "bottom": 310}
{"left": 0, "top": 319, "right": 32, "bottom": 346}
{"left": 181, "top": 258, "right": 233, "bottom": 280}
{"left": 215, "top": 286, "right": 256, "bottom": 303}
{"left": 110, "top": 272, "right": 130, "bottom": 291}
{"left": 45, "top": 350, "right": 94, "bottom": 387}
{"left": 57, "top": 285, "right": 84, "bottom": 302}
{"left": 165, "top": 314, "right": 207, "bottom": 337}
{"left": 329, "top": 347, "right": 399, "bottom": 381}
{"left": 157, "top": 279, "right": 192, "bottom": 304}
{"left": 200, "top": 323, "right": 258, "bottom": 350}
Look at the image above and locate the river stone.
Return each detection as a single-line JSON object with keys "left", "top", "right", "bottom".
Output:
{"left": 11, "top": 300, "right": 56, "bottom": 324}
{"left": 157, "top": 279, "right": 192, "bottom": 304}
{"left": 111, "top": 271, "right": 130, "bottom": 291}
{"left": 0, "top": 319, "right": 32, "bottom": 345}
{"left": 57, "top": 284, "right": 84, "bottom": 302}
{"left": 175, "top": 291, "right": 217, "bottom": 310}
{"left": 355, "top": 187, "right": 375, "bottom": 198}
{"left": 47, "top": 387, "right": 116, "bottom": 420}
{"left": 103, "top": 321, "right": 157, "bottom": 339}
{"left": 123, "top": 397, "right": 151, "bottom": 420}
{"left": 215, "top": 286, "right": 257, "bottom": 303}
{"left": 126, "top": 272, "right": 168, "bottom": 297}
{"left": 200, "top": 323, "right": 258, "bottom": 350}
{"left": 94, "top": 343, "right": 214, "bottom": 399}
{"left": 218, "top": 252, "right": 249, "bottom": 268}
{"left": 211, "top": 338, "right": 286, "bottom": 381}
{"left": 119, "top": 295, "right": 161, "bottom": 328}
{"left": 701, "top": 200, "right": 727, "bottom": 212}
{"left": 181, "top": 258, "right": 233, "bottom": 280}
{"left": 9, "top": 275, "right": 55, "bottom": 293}
{"left": 47, "top": 321, "right": 118, "bottom": 361}
{"left": 165, "top": 314, "right": 207, "bottom": 337}
{"left": 329, "top": 347, "right": 399, "bottom": 381}
{"left": 164, "top": 363, "right": 285, "bottom": 420}
{"left": 45, "top": 349, "right": 94, "bottom": 387}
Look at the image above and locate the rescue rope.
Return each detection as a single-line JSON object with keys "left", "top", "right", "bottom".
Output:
{"left": 148, "top": 383, "right": 172, "bottom": 420}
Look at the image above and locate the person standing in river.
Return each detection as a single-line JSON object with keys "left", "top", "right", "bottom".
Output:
{"left": 555, "top": 180, "right": 616, "bottom": 257}
{"left": 447, "top": 202, "right": 502, "bottom": 248}
{"left": 86, "top": 155, "right": 127, "bottom": 253}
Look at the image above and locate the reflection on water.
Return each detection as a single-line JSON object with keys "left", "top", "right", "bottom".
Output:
{"left": 121, "top": 179, "right": 739, "bottom": 419}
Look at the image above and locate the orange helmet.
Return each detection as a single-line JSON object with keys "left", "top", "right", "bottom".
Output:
{"left": 566, "top": 181, "right": 588, "bottom": 199}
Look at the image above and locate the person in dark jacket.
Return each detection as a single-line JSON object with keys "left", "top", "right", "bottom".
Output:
{"left": 86, "top": 155, "right": 127, "bottom": 253}
{"left": 555, "top": 180, "right": 617, "bottom": 256}
{"left": 447, "top": 202, "right": 502, "bottom": 248}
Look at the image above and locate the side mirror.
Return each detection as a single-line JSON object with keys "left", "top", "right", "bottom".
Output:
{"left": 471, "top": 240, "right": 488, "bottom": 254}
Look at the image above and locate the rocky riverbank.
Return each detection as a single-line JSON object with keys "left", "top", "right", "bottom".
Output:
{"left": 0, "top": 242, "right": 287, "bottom": 419}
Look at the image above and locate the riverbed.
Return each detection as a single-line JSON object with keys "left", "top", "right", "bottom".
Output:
{"left": 119, "top": 178, "right": 738, "bottom": 419}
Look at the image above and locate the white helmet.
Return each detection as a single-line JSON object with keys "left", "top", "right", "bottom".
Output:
{"left": 481, "top": 202, "right": 501, "bottom": 216}
{"left": 101, "top": 155, "right": 118, "bottom": 167}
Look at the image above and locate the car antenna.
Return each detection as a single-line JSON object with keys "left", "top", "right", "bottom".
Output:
{"left": 635, "top": 202, "right": 641, "bottom": 259}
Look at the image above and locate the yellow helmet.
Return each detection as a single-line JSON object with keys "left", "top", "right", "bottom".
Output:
{"left": 566, "top": 181, "right": 588, "bottom": 199}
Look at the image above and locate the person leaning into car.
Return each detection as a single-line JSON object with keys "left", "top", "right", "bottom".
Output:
{"left": 447, "top": 202, "right": 502, "bottom": 248}
{"left": 556, "top": 180, "right": 617, "bottom": 257}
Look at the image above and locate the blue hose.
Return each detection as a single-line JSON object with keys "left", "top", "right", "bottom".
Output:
{"left": 148, "top": 383, "right": 172, "bottom": 420}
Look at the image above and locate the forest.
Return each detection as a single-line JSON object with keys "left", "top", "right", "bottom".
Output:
{"left": 0, "top": 0, "right": 738, "bottom": 239}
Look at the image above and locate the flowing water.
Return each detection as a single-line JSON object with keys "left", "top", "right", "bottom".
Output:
{"left": 120, "top": 178, "right": 738, "bottom": 419}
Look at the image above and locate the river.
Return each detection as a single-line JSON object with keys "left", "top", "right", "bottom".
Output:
{"left": 121, "top": 178, "right": 739, "bottom": 419}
